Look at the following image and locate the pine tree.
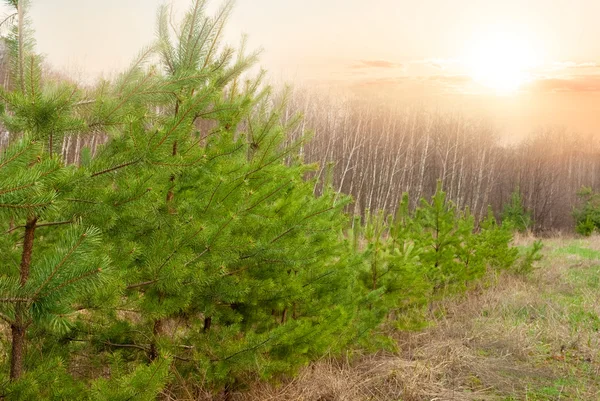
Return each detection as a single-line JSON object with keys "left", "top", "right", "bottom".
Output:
{"left": 0, "top": 0, "right": 168, "bottom": 388}
{"left": 61, "top": 0, "right": 357, "bottom": 390}
{"left": 477, "top": 206, "right": 518, "bottom": 270}
{"left": 0, "top": 0, "right": 112, "bottom": 381}
{"left": 573, "top": 186, "right": 600, "bottom": 236}
{"left": 501, "top": 187, "right": 531, "bottom": 232}
{"left": 356, "top": 196, "right": 425, "bottom": 323}
{"left": 413, "top": 182, "right": 464, "bottom": 294}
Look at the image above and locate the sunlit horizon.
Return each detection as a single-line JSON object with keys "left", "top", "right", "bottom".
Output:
{"left": 1, "top": 0, "right": 599, "bottom": 139}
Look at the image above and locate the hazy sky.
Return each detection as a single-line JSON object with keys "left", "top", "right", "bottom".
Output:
{"left": 3, "top": 0, "right": 600, "bottom": 138}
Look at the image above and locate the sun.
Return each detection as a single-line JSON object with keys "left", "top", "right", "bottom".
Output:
{"left": 463, "top": 32, "right": 537, "bottom": 94}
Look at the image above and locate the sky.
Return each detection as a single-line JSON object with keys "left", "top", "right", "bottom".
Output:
{"left": 2, "top": 0, "right": 600, "bottom": 139}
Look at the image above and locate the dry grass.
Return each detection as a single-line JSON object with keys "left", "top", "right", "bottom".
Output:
{"left": 226, "top": 236, "right": 600, "bottom": 401}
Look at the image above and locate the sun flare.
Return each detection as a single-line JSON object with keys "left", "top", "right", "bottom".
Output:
{"left": 463, "top": 32, "right": 537, "bottom": 94}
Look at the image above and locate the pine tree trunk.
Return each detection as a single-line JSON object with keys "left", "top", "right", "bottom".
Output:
{"left": 149, "top": 318, "right": 163, "bottom": 361}
{"left": 280, "top": 308, "right": 287, "bottom": 324}
{"left": 10, "top": 324, "right": 26, "bottom": 380}
{"left": 203, "top": 316, "right": 212, "bottom": 333}
{"left": 10, "top": 216, "right": 38, "bottom": 380}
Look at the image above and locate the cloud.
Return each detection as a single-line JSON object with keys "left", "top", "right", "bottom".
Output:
{"left": 352, "top": 73, "right": 600, "bottom": 95}
{"left": 425, "top": 74, "right": 472, "bottom": 84}
{"left": 411, "top": 58, "right": 459, "bottom": 70}
{"left": 356, "top": 76, "right": 410, "bottom": 86}
{"left": 350, "top": 59, "right": 404, "bottom": 69}
{"left": 528, "top": 75, "right": 600, "bottom": 93}
{"left": 350, "top": 74, "right": 474, "bottom": 95}
{"left": 550, "top": 61, "right": 599, "bottom": 70}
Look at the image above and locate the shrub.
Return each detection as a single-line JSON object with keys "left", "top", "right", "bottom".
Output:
{"left": 502, "top": 188, "right": 532, "bottom": 232}
{"left": 573, "top": 186, "right": 600, "bottom": 236}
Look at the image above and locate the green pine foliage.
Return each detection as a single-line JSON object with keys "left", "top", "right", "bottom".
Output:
{"left": 0, "top": 0, "right": 117, "bottom": 384}
{"left": 501, "top": 187, "right": 532, "bottom": 232}
{"left": 0, "top": 358, "right": 85, "bottom": 400}
{"left": 53, "top": 0, "right": 356, "bottom": 391}
{"left": 356, "top": 200, "right": 425, "bottom": 320}
{"left": 413, "top": 182, "right": 471, "bottom": 294}
{"left": 513, "top": 240, "right": 544, "bottom": 275}
{"left": 573, "top": 186, "right": 600, "bottom": 236}
{"left": 352, "top": 184, "right": 524, "bottom": 338}
{"left": 477, "top": 207, "right": 519, "bottom": 270}
{"left": 0, "top": 1, "right": 528, "bottom": 398}
{"left": 88, "top": 355, "right": 172, "bottom": 401}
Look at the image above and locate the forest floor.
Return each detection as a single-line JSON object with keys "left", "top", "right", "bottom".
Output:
{"left": 232, "top": 235, "right": 600, "bottom": 401}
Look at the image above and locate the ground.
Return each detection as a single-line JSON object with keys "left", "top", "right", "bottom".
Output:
{"left": 231, "top": 235, "right": 600, "bottom": 401}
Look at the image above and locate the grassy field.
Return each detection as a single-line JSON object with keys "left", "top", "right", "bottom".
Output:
{"left": 231, "top": 235, "right": 600, "bottom": 401}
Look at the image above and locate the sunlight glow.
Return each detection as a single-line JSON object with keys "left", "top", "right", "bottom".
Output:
{"left": 463, "top": 32, "right": 538, "bottom": 95}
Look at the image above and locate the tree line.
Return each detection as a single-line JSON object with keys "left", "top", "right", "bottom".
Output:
{"left": 9, "top": 59, "right": 597, "bottom": 233}
{"left": 278, "top": 90, "right": 600, "bottom": 233}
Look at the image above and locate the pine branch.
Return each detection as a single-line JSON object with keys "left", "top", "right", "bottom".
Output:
{"left": 153, "top": 91, "right": 212, "bottom": 150}
{"left": 0, "top": 140, "right": 35, "bottom": 170}
{"left": 106, "top": 71, "right": 155, "bottom": 121}
{"left": 116, "top": 46, "right": 156, "bottom": 95}
{"left": 90, "top": 159, "right": 141, "bottom": 177}
{"left": 73, "top": 99, "right": 96, "bottom": 107}
{"left": 126, "top": 279, "right": 158, "bottom": 290}
{"left": 302, "top": 270, "right": 337, "bottom": 288}
{"left": 127, "top": 356, "right": 168, "bottom": 401}
{"left": 0, "top": 181, "right": 36, "bottom": 196}
{"left": 203, "top": 181, "right": 221, "bottom": 213}
{"left": 245, "top": 138, "right": 307, "bottom": 181}
{"left": 0, "top": 311, "right": 13, "bottom": 324}
{"left": 155, "top": 142, "right": 243, "bottom": 168}
{"left": 221, "top": 265, "right": 251, "bottom": 277}
{"left": 31, "top": 232, "right": 87, "bottom": 300}
{"left": 201, "top": 2, "right": 232, "bottom": 70}
{"left": 194, "top": 106, "right": 236, "bottom": 119}
{"left": 65, "top": 198, "right": 99, "bottom": 205}
{"left": 269, "top": 227, "right": 294, "bottom": 245}
{"left": 180, "top": 134, "right": 207, "bottom": 157}
{"left": 244, "top": 180, "right": 292, "bottom": 212}
{"left": 0, "top": 12, "right": 17, "bottom": 29}
{"left": 218, "top": 180, "right": 244, "bottom": 203}
{"left": 87, "top": 121, "right": 126, "bottom": 130}
{"left": 207, "top": 144, "right": 244, "bottom": 163}
{"left": 0, "top": 200, "right": 52, "bottom": 210}
{"left": 183, "top": 0, "right": 203, "bottom": 68}
{"left": 103, "top": 340, "right": 149, "bottom": 352}
{"left": 37, "top": 267, "right": 102, "bottom": 299}
{"left": 270, "top": 206, "right": 337, "bottom": 244}
{"left": 114, "top": 188, "right": 152, "bottom": 208}
{"left": 181, "top": 246, "right": 210, "bottom": 269}
{"left": 0, "top": 297, "right": 31, "bottom": 303}
{"left": 127, "top": 225, "right": 206, "bottom": 290}
{"left": 206, "top": 218, "right": 234, "bottom": 248}
{"left": 218, "top": 333, "right": 277, "bottom": 362}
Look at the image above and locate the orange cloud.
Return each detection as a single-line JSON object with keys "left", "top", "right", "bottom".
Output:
{"left": 350, "top": 74, "right": 474, "bottom": 95}
{"left": 550, "top": 61, "right": 599, "bottom": 70}
{"left": 528, "top": 75, "right": 600, "bottom": 93}
{"left": 411, "top": 58, "right": 459, "bottom": 70}
{"left": 350, "top": 59, "right": 404, "bottom": 69}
